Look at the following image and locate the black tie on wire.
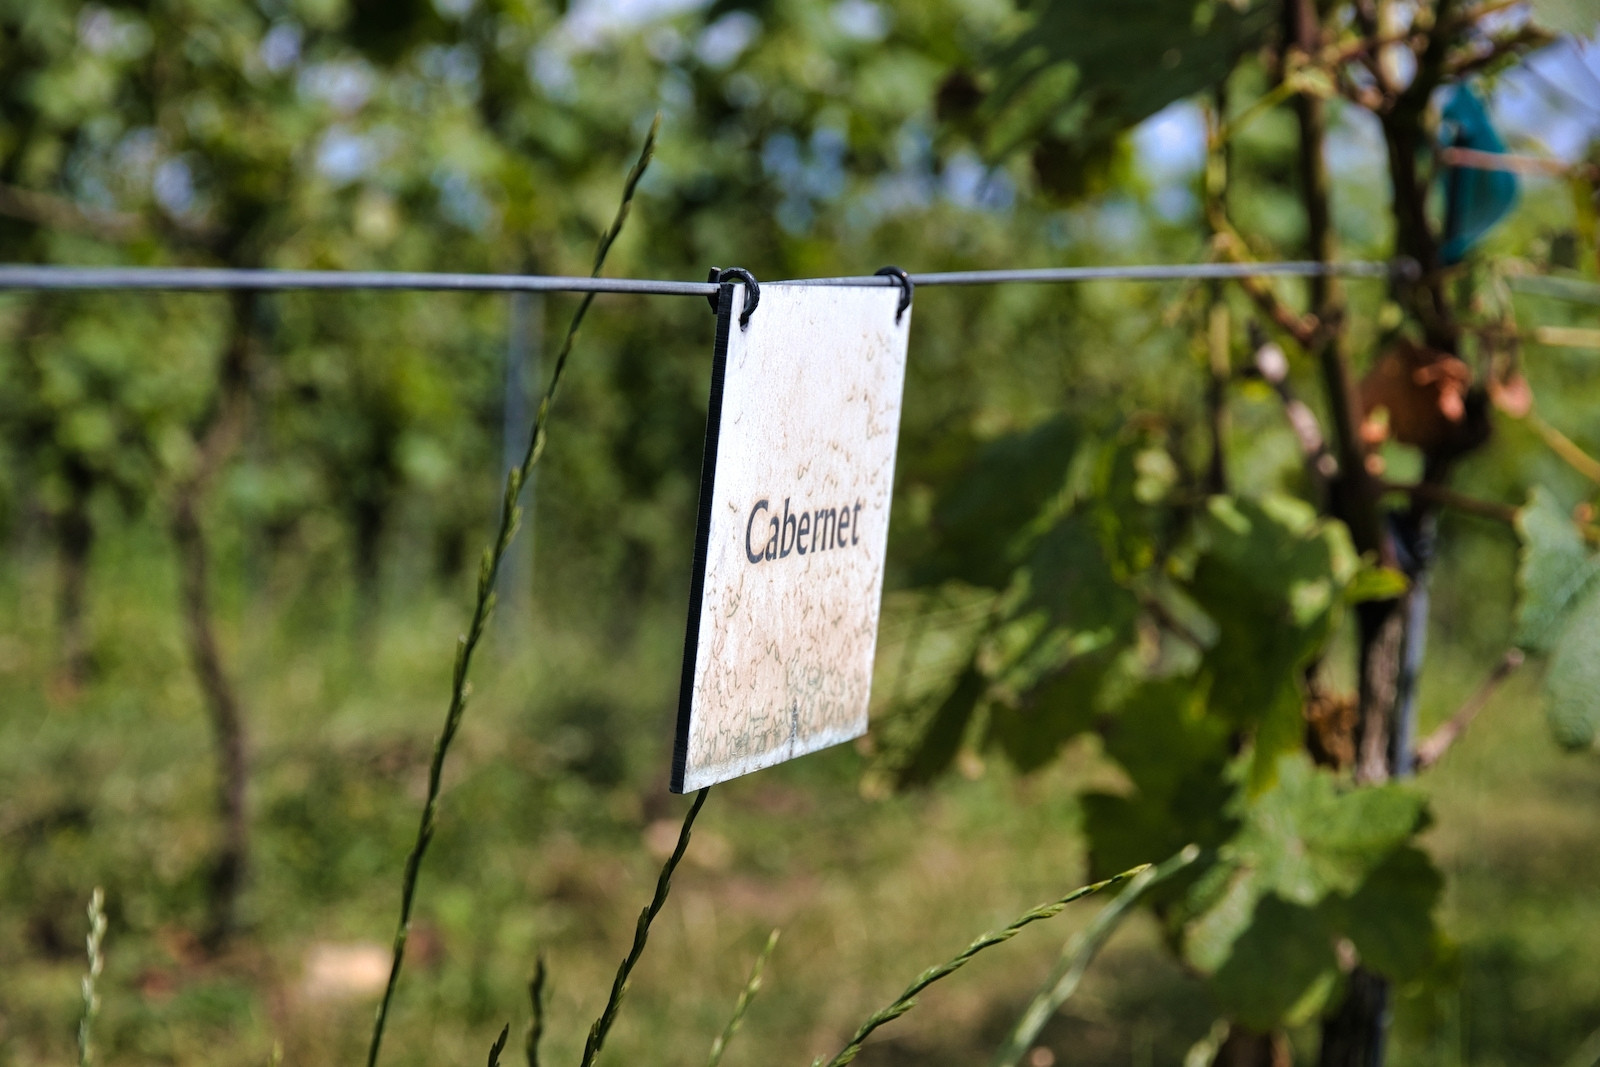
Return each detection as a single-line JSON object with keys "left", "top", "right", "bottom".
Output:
{"left": 874, "top": 266, "right": 913, "bottom": 323}
{"left": 705, "top": 266, "right": 760, "bottom": 327}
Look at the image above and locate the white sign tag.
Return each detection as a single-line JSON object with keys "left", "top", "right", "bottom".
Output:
{"left": 672, "top": 281, "right": 911, "bottom": 792}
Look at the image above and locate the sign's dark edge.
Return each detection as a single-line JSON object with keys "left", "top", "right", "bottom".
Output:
{"left": 671, "top": 282, "right": 735, "bottom": 793}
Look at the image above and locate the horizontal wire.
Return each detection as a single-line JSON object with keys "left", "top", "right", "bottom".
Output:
{"left": 807, "top": 260, "right": 1394, "bottom": 287}
{"left": 0, "top": 265, "right": 719, "bottom": 296}
{"left": 0, "top": 259, "right": 1395, "bottom": 296}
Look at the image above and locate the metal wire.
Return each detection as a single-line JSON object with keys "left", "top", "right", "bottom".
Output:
{"left": 0, "top": 259, "right": 1394, "bottom": 296}
{"left": 0, "top": 266, "right": 720, "bottom": 295}
{"left": 816, "top": 260, "right": 1394, "bottom": 287}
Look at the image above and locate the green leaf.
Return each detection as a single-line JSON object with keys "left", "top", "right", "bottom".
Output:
{"left": 1514, "top": 487, "right": 1600, "bottom": 652}
{"left": 1181, "top": 756, "right": 1438, "bottom": 1027}
{"left": 1227, "top": 753, "right": 1428, "bottom": 906}
{"left": 921, "top": 415, "right": 1082, "bottom": 589}
{"left": 1082, "top": 683, "right": 1236, "bottom": 882}
{"left": 1188, "top": 496, "right": 1355, "bottom": 786}
{"left": 1528, "top": 0, "right": 1599, "bottom": 36}
{"left": 1318, "top": 845, "right": 1445, "bottom": 984}
{"left": 987, "top": 648, "right": 1111, "bottom": 772}
{"left": 1207, "top": 895, "right": 1339, "bottom": 1030}
{"left": 1088, "top": 431, "right": 1177, "bottom": 579}
{"left": 1018, "top": 513, "right": 1138, "bottom": 636}
{"left": 894, "top": 661, "right": 986, "bottom": 788}
{"left": 968, "top": 0, "right": 1276, "bottom": 196}
{"left": 1544, "top": 586, "right": 1600, "bottom": 750}
{"left": 1100, "top": 681, "right": 1231, "bottom": 803}
{"left": 1511, "top": 489, "right": 1600, "bottom": 749}
{"left": 1181, "top": 754, "right": 1426, "bottom": 975}
{"left": 1183, "top": 863, "right": 1260, "bottom": 974}
{"left": 1344, "top": 565, "right": 1409, "bottom": 604}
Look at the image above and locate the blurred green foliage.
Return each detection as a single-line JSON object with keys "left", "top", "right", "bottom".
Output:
{"left": 0, "top": 0, "right": 1597, "bottom": 1065}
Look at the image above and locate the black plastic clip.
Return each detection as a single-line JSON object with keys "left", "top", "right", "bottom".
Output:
{"left": 875, "top": 265, "right": 913, "bottom": 324}
{"left": 705, "top": 266, "right": 760, "bottom": 327}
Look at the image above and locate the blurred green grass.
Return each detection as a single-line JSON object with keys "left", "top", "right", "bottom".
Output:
{"left": 1, "top": 510, "right": 1597, "bottom": 1067}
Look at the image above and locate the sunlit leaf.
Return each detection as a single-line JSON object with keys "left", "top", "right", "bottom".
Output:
{"left": 1344, "top": 565, "right": 1409, "bottom": 604}
{"left": 1513, "top": 487, "right": 1599, "bottom": 652}
{"left": 1527, "top": 0, "right": 1599, "bottom": 36}
{"left": 1188, "top": 495, "right": 1355, "bottom": 786}
{"left": 1544, "top": 587, "right": 1600, "bottom": 750}
{"left": 960, "top": 0, "right": 1276, "bottom": 197}
{"left": 1318, "top": 845, "right": 1445, "bottom": 984}
{"left": 1206, "top": 894, "right": 1338, "bottom": 1030}
{"left": 893, "top": 660, "right": 986, "bottom": 788}
{"left": 919, "top": 415, "right": 1082, "bottom": 588}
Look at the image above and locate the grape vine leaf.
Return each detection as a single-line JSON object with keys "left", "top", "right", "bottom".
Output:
{"left": 1018, "top": 513, "right": 1139, "bottom": 636}
{"left": 1180, "top": 754, "right": 1440, "bottom": 1027}
{"left": 1544, "top": 588, "right": 1600, "bottom": 750}
{"left": 1225, "top": 753, "right": 1428, "bottom": 905}
{"left": 1317, "top": 844, "right": 1447, "bottom": 984}
{"left": 1082, "top": 681, "right": 1237, "bottom": 884}
{"left": 893, "top": 660, "right": 987, "bottom": 788}
{"left": 953, "top": 0, "right": 1277, "bottom": 196}
{"left": 1206, "top": 894, "right": 1340, "bottom": 1029}
{"left": 1514, "top": 488, "right": 1600, "bottom": 749}
{"left": 919, "top": 415, "right": 1081, "bottom": 589}
{"left": 1188, "top": 495, "right": 1356, "bottom": 788}
{"left": 987, "top": 646, "right": 1113, "bottom": 772}
{"left": 1344, "top": 564, "right": 1409, "bottom": 604}
{"left": 1513, "top": 487, "right": 1600, "bottom": 652}
{"left": 1528, "top": 0, "right": 1600, "bottom": 36}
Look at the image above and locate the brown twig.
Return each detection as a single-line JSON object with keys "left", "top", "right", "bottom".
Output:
{"left": 1375, "top": 479, "right": 1600, "bottom": 539}
{"left": 1287, "top": 0, "right": 1388, "bottom": 566}
{"left": 1378, "top": 479, "right": 1517, "bottom": 525}
{"left": 1208, "top": 229, "right": 1321, "bottom": 348}
{"left": 1204, "top": 87, "right": 1232, "bottom": 496}
{"left": 1336, "top": 65, "right": 1389, "bottom": 112}
{"left": 0, "top": 183, "right": 144, "bottom": 241}
{"left": 1445, "top": 25, "right": 1558, "bottom": 79}
{"left": 0, "top": 181, "right": 219, "bottom": 250}
{"left": 1528, "top": 413, "right": 1600, "bottom": 485}
{"left": 1255, "top": 337, "right": 1337, "bottom": 491}
{"left": 1413, "top": 649, "right": 1525, "bottom": 769}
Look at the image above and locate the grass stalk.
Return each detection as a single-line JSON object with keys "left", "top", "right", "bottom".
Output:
{"left": 77, "top": 886, "right": 106, "bottom": 1067}
{"left": 486, "top": 1024, "right": 510, "bottom": 1067}
{"left": 364, "top": 113, "right": 661, "bottom": 1067}
{"left": 525, "top": 955, "right": 547, "bottom": 1067}
{"left": 817, "top": 863, "right": 1150, "bottom": 1067}
{"left": 991, "top": 846, "right": 1201, "bottom": 1067}
{"left": 706, "top": 929, "right": 780, "bottom": 1067}
{"left": 580, "top": 786, "right": 711, "bottom": 1067}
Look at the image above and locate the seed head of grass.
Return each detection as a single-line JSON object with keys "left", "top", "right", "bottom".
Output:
{"left": 77, "top": 887, "right": 107, "bottom": 1067}
{"left": 707, "top": 928, "right": 780, "bottom": 1067}
{"left": 363, "top": 113, "right": 661, "bottom": 1067}
{"left": 817, "top": 863, "right": 1150, "bottom": 1067}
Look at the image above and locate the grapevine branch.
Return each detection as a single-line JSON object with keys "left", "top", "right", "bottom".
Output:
{"left": 1413, "top": 649, "right": 1525, "bottom": 770}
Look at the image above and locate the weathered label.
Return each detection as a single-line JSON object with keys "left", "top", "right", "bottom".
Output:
{"left": 673, "top": 282, "right": 910, "bottom": 792}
